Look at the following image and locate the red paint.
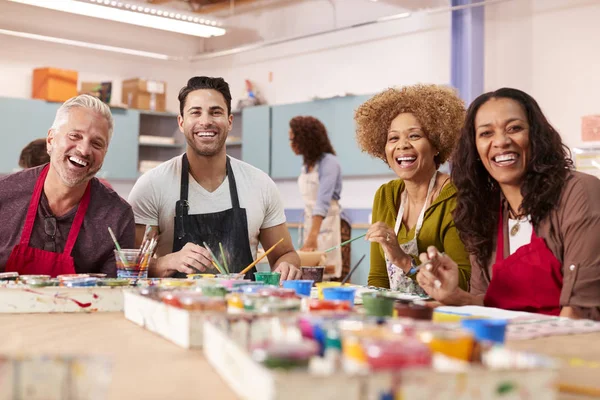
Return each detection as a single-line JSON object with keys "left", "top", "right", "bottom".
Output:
{"left": 92, "top": 294, "right": 99, "bottom": 299}
{"left": 24, "top": 288, "right": 92, "bottom": 308}
{"left": 67, "top": 298, "right": 92, "bottom": 308}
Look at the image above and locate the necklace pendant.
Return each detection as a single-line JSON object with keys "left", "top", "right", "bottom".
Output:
{"left": 510, "top": 222, "right": 520, "bottom": 237}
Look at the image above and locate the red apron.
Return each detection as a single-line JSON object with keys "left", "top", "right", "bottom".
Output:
{"left": 5, "top": 165, "right": 91, "bottom": 277}
{"left": 484, "top": 205, "right": 563, "bottom": 316}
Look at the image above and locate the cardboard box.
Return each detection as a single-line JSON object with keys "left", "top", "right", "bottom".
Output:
{"left": 122, "top": 78, "right": 166, "bottom": 112}
{"left": 80, "top": 81, "right": 112, "bottom": 104}
{"left": 32, "top": 67, "right": 78, "bottom": 102}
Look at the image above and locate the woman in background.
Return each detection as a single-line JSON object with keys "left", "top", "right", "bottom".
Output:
{"left": 417, "top": 88, "right": 600, "bottom": 319}
{"left": 355, "top": 84, "right": 470, "bottom": 292}
{"left": 289, "top": 116, "right": 351, "bottom": 280}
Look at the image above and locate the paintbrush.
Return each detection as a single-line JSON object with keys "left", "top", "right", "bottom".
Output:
{"left": 108, "top": 227, "right": 130, "bottom": 268}
{"left": 341, "top": 254, "right": 366, "bottom": 285}
{"left": 240, "top": 238, "right": 284, "bottom": 275}
{"left": 219, "top": 242, "right": 230, "bottom": 274}
{"left": 203, "top": 242, "right": 226, "bottom": 275}
{"left": 323, "top": 233, "right": 366, "bottom": 253}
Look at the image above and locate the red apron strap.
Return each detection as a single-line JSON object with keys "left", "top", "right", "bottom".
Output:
{"left": 19, "top": 165, "right": 50, "bottom": 246}
{"left": 494, "top": 201, "right": 505, "bottom": 264}
{"left": 63, "top": 181, "right": 92, "bottom": 256}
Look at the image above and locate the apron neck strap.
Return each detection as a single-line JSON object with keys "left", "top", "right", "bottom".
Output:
{"left": 179, "top": 153, "right": 241, "bottom": 210}
{"left": 394, "top": 170, "right": 437, "bottom": 235}
{"left": 20, "top": 165, "right": 50, "bottom": 245}
{"left": 20, "top": 165, "right": 91, "bottom": 256}
{"left": 63, "top": 182, "right": 92, "bottom": 255}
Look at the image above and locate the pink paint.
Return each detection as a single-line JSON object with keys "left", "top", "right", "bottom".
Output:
{"left": 23, "top": 288, "right": 91, "bottom": 308}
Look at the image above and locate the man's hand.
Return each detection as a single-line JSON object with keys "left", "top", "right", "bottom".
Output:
{"left": 274, "top": 262, "right": 302, "bottom": 281}
{"left": 152, "top": 243, "right": 213, "bottom": 278}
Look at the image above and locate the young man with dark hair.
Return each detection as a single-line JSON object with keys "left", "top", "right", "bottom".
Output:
{"left": 129, "top": 76, "right": 301, "bottom": 279}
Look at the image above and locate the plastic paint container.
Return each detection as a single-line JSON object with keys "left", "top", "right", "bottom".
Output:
{"left": 252, "top": 340, "right": 319, "bottom": 369}
{"left": 308, "top": 299, "right": 352, "bottom": 312}
{"left": 461, "top": 318, "right": 508, "bottom": 344}
{"left": 322, "top": 287, "right": 356, "bottom": 307}
{"left": 64, "top": 277, "right": 98, "bottom": 287}
{"left": 363, "top": 338, "right": 432, "bottom": 370}
{"left": 282, "top": 280, "right": 314, "bottom": 296}
{"left": 315, "top": 282, "right": 342, "bottom": 299}
{"left": 394, "top": 302, "right": 434, "bottom": 320}
{"left": 300, "top": 266, "right": 325, "bottom": 284}
{"left": 362, "top": 293, "right": 395, "bottom": 317}
{"left": 254, "top": 272, "right": 281, "bottom": 286}
{"left": 0, "top": 272, "right": 19, "bottom": 281}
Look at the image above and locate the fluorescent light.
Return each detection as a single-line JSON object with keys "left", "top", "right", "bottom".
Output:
{"left": 7, "top": 0, "right": 226, "bottom": 38}
{"left": 0, "top": 28, "right": 181, "bottom": 60}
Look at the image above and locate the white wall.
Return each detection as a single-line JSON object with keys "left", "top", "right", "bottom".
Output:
{"left": 485, "top": 0, "right": 600, "bottom": 149}
{"left": 0, "top": 0, "right": 199, "bottom": 112}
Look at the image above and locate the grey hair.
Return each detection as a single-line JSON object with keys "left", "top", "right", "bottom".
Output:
{"left": 51, "top": 94, "right": 114, "bottom": 141}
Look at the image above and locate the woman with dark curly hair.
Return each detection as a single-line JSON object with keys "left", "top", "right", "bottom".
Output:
{"left": 417, "top": 88, "right": 600, "bottom": 319}
{"left": 289, "top": 116, "right": 349, "bottom": 279}
{"left": 356, "top": 84, "right": 470, "bottom": 292}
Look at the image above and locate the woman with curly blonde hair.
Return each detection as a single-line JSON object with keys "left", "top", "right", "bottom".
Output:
{"left": 289, "top": 116, "right": 350, "bottom": 279}
{"left": 356, "top": 84, "right": 470, "bottom": 292}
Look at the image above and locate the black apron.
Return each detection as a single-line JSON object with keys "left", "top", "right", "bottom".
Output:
{"left": 172, "top": 154, "right": 255, "bottom": 279}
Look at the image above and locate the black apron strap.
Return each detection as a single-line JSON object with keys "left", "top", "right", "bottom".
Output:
{"left": 175, "top": 154, "right": 190, "bottom": 240}
{"left": 226, "top": 156, "right": 241, "bottom": 209}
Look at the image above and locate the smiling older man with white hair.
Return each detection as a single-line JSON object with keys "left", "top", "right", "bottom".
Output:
{"left": 0, "top": 94, "right": 135, "bottom": 277}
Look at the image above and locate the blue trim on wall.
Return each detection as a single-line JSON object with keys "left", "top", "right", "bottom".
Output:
{"left": 451, "top": 0, "right": 485, "bottom": 105}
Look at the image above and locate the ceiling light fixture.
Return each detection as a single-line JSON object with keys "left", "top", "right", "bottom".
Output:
{"left": 7, "top": 0, "right": 226, "bottom": 38}
{"left": 0, "top": 28, "right": 180, "bottom": 60}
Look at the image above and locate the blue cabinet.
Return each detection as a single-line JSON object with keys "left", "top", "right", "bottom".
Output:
{"left": 267, "top": 95, "right": 393, "bottom": 179}
{"left": 0, "top": 97, "right": 139, "bottom": 179}
{"left": 241, "top": 105, "right": 271, "bottom": 174}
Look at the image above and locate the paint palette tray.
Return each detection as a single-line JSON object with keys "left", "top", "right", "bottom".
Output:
{"left": 203, "top": 316, "right": 559, "bottom": 400}
{"left": 0, "top": 354, "right": 112, "bottom": 400}
{"left": 123, "top": 290, "right": 207, "bottom": 348}
{"left": 0, "top": 286, "right": 129, "bottom": 313}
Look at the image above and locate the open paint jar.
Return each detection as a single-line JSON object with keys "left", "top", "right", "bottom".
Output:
{"left": 20, "top": 275, "right": 51, "bottom": 285}
{"left": 394, "top": 302, "right": 434, "bottom": 320}
{"left": 177, "top": 293, "right": 227, "bottom": 312}
{"left": 362, "top": 337, "right": 432, "bottom": 370}
{"left": 322, "top": 287, "right": 356, "bottom": 307}
{"left": 362, "top": 293, "right": 395, "bottom": 317}
{"left": 308, "top": 299, "right": 352, "bottom": 312}
{"left": 282, "top": 280, "right": 314, "bottom": 296}
{"left": 300, "top": 266, "right": 324, "bottom": 284}
{"left": 0, "top": 272, "right": 19, "bottom": 281}
{"left": 251, "top": 339, "right": 319, "bottom": 369}
{"left": 254, "top": 272, "right": 281, "bottom": 286}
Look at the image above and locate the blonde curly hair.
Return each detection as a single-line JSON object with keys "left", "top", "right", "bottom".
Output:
{"left": 355, "top": 84, "right": 465, "bottom": 165}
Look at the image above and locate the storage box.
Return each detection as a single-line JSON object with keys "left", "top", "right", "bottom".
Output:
{"left": 80, "top": 81, "right": 112, "bottom": 104}
{"left": 122, "top": 78, "right": 166, "bottom": 112}
{"left": 32, "top": 67, "right": 78, "bottom": 102}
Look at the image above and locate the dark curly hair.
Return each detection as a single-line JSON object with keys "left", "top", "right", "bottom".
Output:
{"left": 452, "top": 88, "right": 573, "bottom": 267}
{"left": 289, "top": 116, "right": 336, "bottom": 168}
{"left": 19, "top": 138, "right": 49, "bottom": 169}
{"left": 355, "top": 84, "right": 465, "bottom": 166}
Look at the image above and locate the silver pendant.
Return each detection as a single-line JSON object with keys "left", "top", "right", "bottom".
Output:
{"left": 510, "top": 222, "right": 520, "bottom": 237}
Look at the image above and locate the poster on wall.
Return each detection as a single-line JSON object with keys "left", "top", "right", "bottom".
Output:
{"left": 573, "top": 147, "right": 600, "bottom": 179}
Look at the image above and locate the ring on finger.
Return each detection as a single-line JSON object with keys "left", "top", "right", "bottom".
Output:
{"left": 386, "top": 233, "right": 390, "bottom": 242}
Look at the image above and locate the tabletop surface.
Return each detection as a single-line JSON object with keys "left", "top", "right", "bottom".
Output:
{"left": 0, "top": 312, "right": 598, "bottom": 399}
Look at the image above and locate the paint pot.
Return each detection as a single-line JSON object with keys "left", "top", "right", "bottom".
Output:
{"left": 315, "top": 281, "right": 342, "bottom": 299}
{"left": 0, "top": 272, "right": 19, "bottom": 281}
{"left": 233, "top": 282, "right": 267, "bottom": 294}
{"left": 322, "top": 287, "right": 356, "bottom": 307}
{"left": 282, "top": 280, "right": 314, "bottom": 296}
{"left": 254, "top": 272, "right": 281, "bottom": 286}
{"left": 461, "top": 318, "right": 508, "bottom": 344}
{"left": 159, "top": 279, "right": 194, "bottom": 288}
{"left": 300, "top": 266, "right": 324, "bottom": 284}
{"left": 177, "top": 293, "right": 227, "bottom": 312}
{"left": 87, "top": 273, "right": 107, "bottom": 279}
{"left": 27, "top": 278, "right": 59, "bottom": 287}
{"left": 64, "top": 277, "right": 98, "bottom": 287}
{"left": 362, "top": 338, "right": 432, "bottom": 370}
{"left": 394, "top": 302, "right": 434, "bottom": 320}
{"left": 418, "top": 329, "right": 474, "bottom": 361}
{"left": 98, "top": 278, "right": 130, "bottom": 287}
{"left": 362, "top": 293, "right": 395, "bottom": 317}
{"left": 199, "top": 285, "right": 228, "bottom": 298}
{"left": 20, "top": 275, "right": 51, "bottom": 284}
{"left": 308, "top": 299, "right": 352, "bottom": 312}
{"left": 188, "top": 273, "right": 216, "bottom": 279}
{"left": 251, "top": 339, "right": 319, "bottom": 369}
{"left": 57, "top": 274, "right": 89, "bottom": 285}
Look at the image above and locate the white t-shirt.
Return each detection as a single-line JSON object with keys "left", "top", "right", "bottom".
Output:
{"left": 128, "top": 155, "right": 287, "bottom": 259}
{"left": 508, "top": 216, "right": 533, "bottom": 255}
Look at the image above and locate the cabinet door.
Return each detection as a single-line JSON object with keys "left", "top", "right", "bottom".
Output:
{"left": 101, "top": 108, "right": 139, "bottom": 180}
{"left": 241, "top": 105, "right": 271, "bottom": 174}
{"left": 0, "top": 97, "right": 60, "bottom": 174}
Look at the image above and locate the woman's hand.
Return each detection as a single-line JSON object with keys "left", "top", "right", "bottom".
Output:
{"left": 366, "top": 222, "right": 411, "bottom": 272}
{"left": 416, "top": 246, "right": 461, "bottom": 303}
{"left": 300, "top": 234, "right": 318, "bottom": 252}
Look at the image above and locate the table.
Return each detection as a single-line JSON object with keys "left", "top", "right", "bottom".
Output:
{"left": 0, "top": 313, "right": 236, "bottom": 400}
{"left": 0, "top": 313, "right": 598, "bottom": 399}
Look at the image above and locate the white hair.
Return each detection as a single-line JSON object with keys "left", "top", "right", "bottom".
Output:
{"left": 51, "top": 94, "right": 114, "bottom": 141}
